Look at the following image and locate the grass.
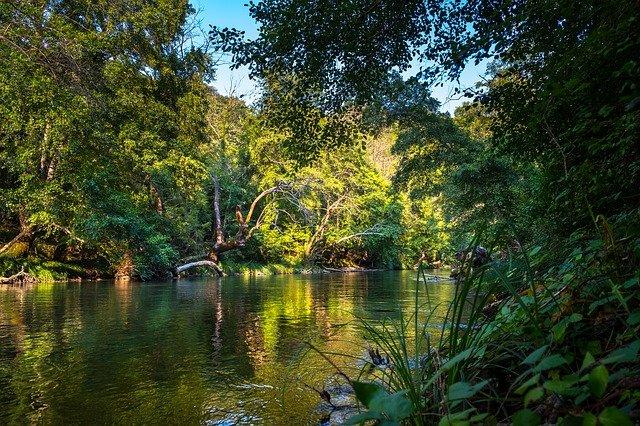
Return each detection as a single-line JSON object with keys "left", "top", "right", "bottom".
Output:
{"left": 337, "top": 214, "right": 640, "bottom": 425}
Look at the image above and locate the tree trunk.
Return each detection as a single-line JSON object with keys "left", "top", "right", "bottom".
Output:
{"left": 305, "top": 195, "right": 345, "bottom": 257}
{"left": 174, "top": 177, "right": 288, "bottom": 277}
{"left": 212, "top": 173, "right": 224, "bottom": 246}
{"left": 150, "top": 184, "right": 164, "bottom": 215}
{"left": 0, "top": 226, "right": 33, "bottom": 256}
{"left": 0, "top": 211, "right": 33, "bottom": 257}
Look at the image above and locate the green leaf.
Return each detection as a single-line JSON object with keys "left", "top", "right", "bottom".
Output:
{"left": 512, "top": 409, "right": 541, "bottom": 426}
{"left": 589, "top": 296, "right": 616, "bottom": 314}
{"left": 557, "top": 415, "right": 582, "bottom": 426}
{"left": 523, "top": 345, "right": 548, "bottom": 365}
{"left": 344, "top": 411, "right": 380, "bottom": 425}
{"left": 574, "top": 391, "right": 590, "bottom": 405}
{"left": 352, "top": 381, "right": 387, "bottom": 408}
{"left": 469, "top": 413, "right": 489, "bottom": 422}
{"left": 543, "top": 376, "right": 578, "bottom": 395}
{"left": 438, "top": 408, "right": 475, "bottom": 425}
{"left": 447, "top": 380, "right": 488, "bottom": 402}
{"left": 532, "top": 354, "right": 566, "bottom": 373}
{"left": 588, "top": 365, "right": 609, "bottom": 398}
{"left": 627, "top": 311, "right": 640, "bottom": 326}
{"left": 601, "top": 340, "right": 640, "bottom": 365}
{"left": 580, "top": 352, "right": 595, "bottom": 371}
{"left": 375, "top": 391, "right": 413, "bottom": 420}
{"left": 582, "top": 413, "right": 597, "bottom": 426}
{"left": 598, "top": 407, "right": 632, "bottom": 426}
{"left": 516, "top": 374, "right": 540, "bottom": 395}
{"left": 442, "top": 346, "right": 486, "bottom": 371}
{"left": 528, "top": 246, "right": 542, "bottom": 256}
{"left": 622, "top": 277, "right": 638, "bottom": 288}
{"left": 552, "top": 314, "right": 582, "bottom": 342}
{"left": 348, "top": 383, "right": 412, "bottom": 423}
{"left": 524, "top": 387, "right": 544, "bottom": 407}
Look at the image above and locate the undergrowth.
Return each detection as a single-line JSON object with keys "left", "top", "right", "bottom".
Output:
{"left": 342, "top": 212, "right": 640, "bottom": 425}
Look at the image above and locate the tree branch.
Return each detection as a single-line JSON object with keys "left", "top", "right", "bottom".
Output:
{"left": 0, "top": 226, "right": 33, "bottom": 256}
{"left": 334, "top": 231, "right": 386, "bottom": 244}
{"left": 175, "top": 260, "right": 225, "bottom": 277}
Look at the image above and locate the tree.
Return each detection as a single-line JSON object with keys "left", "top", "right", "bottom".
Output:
{"left": 0, "top": 0, "right": 215, "bottom": 280}
{"left": 213, "top": 0, "right": 640, "bottom": 242}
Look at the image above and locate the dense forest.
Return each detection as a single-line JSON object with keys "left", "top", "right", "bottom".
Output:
{"left": 1, "top": 0, "right": 639, "bottom": 424}
{"left": 0, "top": 1, "right": 451, "bottom": 281}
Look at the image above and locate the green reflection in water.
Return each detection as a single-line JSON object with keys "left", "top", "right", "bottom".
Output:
{"left": 0, "top": 271, "right": 454, "bottom": 424}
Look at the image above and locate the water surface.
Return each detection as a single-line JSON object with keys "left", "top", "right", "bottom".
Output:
{"left": 0, "top": 271, "right": 453, "bottom": 424}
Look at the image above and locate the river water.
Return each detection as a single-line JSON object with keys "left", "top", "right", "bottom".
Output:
{"left": 0, "top": 271, "right": 454, "bottom": 424}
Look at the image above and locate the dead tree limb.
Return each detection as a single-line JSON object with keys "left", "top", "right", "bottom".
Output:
{"left": 334, "top": 224, "right": 386, "bottom": 245}
{"left": 175, "top": 260, "right": 225, "bottom": 277}
{"left": 174, "top": 176, "right": 292, "bottom": 277}
{"left": 0, "top": 267, "right": 37, "bottom": 284}
{"left": 0, "top": 226, "right": 33, "bottom": 256}
{"left": 305, "top": 195, "right": 346, "bottom": 257}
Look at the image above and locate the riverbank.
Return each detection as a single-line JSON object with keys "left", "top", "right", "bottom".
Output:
{"left": 0, "top": 258, "right": 450, "bottom": 284}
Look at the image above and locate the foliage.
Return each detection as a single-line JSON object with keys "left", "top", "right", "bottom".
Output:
{"left": 224, "top": 0, "right": 640, "bottom": 424}
{"left": 348, "top": 217, "right": 639, "bottom": 424}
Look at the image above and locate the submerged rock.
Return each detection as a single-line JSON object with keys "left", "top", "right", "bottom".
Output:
{"left": 316, "top": 383, "right": 359, "bottom": 425}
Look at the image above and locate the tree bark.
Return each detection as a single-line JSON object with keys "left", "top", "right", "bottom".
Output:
{"left": 150, "top": 184, "right": 164, "bottom": 215}
{"left": 305, "top": 195, "right": 345, "bottom": 257}
{"left": 174, "top": 177, "right": 288, "bottom": 277}
{"left": 0, "top": 225, "right": 33, "bottom": 256}
{"left": 175, "top": 260, "right": 224, "bottom": 276}
{"left": 0, "top": 267, "right": 37, "bottom": 284}
{"left": 212, "top": 173, "right": 224, "bottom": 246}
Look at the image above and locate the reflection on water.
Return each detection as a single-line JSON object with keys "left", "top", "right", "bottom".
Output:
{"left": 0, "top": 271, "right": 454, "bottom": 424}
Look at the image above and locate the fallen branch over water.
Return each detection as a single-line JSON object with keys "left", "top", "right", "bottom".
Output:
{"left": 0, "top": 267, "right": 37, "bottom": 284}
{"left": 175, "top": 260, "right": 225, "bottom": 277}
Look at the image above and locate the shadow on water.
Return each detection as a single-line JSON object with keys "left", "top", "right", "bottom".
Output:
{"left": 0, "top": 271, "right": 455, "bottom": 424}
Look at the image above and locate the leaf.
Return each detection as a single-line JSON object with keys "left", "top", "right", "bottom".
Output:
{"left": 375, "top": 391, "right": 413, "bottom": 420}
{"left": 557, "top": 415, "right": 583, "bottom": 426}
{"left": 447, "top": 380, "right": 488, "bottom": 402}
{"left": 516, "top": 374, "right": 540, "bottom": 395}
{"left": 442, "top": 346, "right": 486, "bottom": 371}
{"left": 349, "top": 383, "right": 413, "bottom": 422}
{"left": 588, "top": 365, "right": 609, "bottom": 398}
{"left": 589, "top": 296, "right": 616, "bottom": 314}
{"left": 580, "top": 352, "right": 595, "bottom": 371}
{"left": 528, "top": 246, "right": 542, "bottom": 256}
{"left": 469, "top": 413, "right": 489, "bottom": 422}
{"left": 524, "top": 387, "right": 544, "bottom": 407}
{"left": 352, "top": 381, "right": 387, "bottom": 408}
{"left": 622, "top": 277, "right": 638, "bottom": 289}
{"left": 574, "top": 391, "right": 590, "bottom": 405}
{"left": 552, "top": 314, "right": 582, "bottom": 342}
{"left": 531, "top": 354, "right": 566, "bottom": 373}
{"left": 438, "top": 408, "right": 475, "bottom": 425}
{"left": 598, "top": 407, "right": 632, "bottom": 426}
{"left": 523, "top": 345, "right": 548, "bottom": 365}
{"left": 512, "top": 409, "right": 541, "bottom": 426}
{"left": 344, "top": 411, "right": 380, "bottom": 425}
{"left": 558, "top": 413, "right": 597, "bottom": 426}
{"left": 627, "top": 311, "right": 640, "bottom": 326}
{"left": 582, "top": 413, "right": 597, "bottom": 426}
{"left": 601, "top": 340, "right": 640, "bottom": 365}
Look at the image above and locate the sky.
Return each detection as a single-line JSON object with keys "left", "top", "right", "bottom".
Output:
{"left": 192, "top": 0, "right": 487, "bottom": 114}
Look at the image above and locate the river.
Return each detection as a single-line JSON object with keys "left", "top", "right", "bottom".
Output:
{"left": 0, "top": 271, "right": 454, "bottom": 424}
